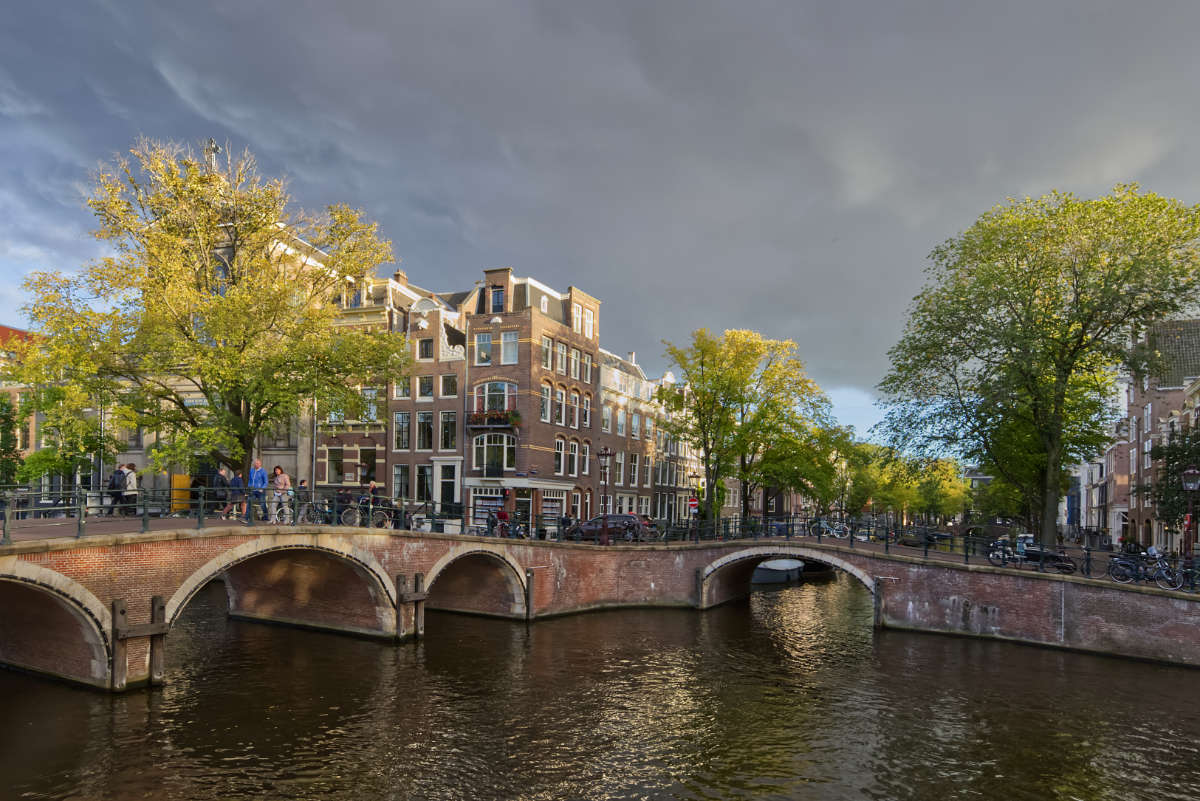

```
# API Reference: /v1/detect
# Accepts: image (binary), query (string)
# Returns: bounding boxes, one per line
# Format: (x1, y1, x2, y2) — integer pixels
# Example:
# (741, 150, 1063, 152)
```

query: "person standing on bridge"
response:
(122, 463, 138, 516)
(269, 465, 291, 524)
(248, 459, 268, 522)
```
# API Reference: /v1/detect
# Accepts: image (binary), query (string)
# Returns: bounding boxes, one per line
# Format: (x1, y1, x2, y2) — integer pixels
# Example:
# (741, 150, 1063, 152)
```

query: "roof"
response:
(1147, 319, 1200, 387)
(0, 325, 31, 346)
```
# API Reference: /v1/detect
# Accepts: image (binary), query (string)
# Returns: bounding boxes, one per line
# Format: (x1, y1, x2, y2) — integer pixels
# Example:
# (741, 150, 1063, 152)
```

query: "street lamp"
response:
(596, 446, 612, 545)
(688, 471, 699, 540)
(1181, 465, 1199, 563)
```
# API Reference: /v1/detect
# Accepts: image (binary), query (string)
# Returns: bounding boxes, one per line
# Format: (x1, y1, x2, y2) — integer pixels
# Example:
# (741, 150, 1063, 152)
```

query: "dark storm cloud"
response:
(4, 1, 1200, 430)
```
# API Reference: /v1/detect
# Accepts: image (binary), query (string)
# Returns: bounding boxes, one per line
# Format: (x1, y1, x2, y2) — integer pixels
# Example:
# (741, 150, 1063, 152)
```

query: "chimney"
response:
(393, 269, 407, 285)
(627, 351, 636, 364)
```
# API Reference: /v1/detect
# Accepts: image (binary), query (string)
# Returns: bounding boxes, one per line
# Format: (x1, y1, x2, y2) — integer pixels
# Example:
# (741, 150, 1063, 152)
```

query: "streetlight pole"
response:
(1181, 465, 1199, 567)
(597, 446, 612, 546)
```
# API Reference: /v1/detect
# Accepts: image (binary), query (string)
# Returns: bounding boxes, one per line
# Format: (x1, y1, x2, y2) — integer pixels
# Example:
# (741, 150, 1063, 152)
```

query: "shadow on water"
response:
(0, 576, 1198, 800)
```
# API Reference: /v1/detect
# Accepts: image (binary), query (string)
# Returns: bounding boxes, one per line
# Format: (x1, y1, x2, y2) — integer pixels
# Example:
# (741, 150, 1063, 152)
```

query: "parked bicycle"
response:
(986, 535, 1077, 573)
(1107, 549, 1183, 590)
(808, 518, 849, 539)
(340, 494, 393, 528)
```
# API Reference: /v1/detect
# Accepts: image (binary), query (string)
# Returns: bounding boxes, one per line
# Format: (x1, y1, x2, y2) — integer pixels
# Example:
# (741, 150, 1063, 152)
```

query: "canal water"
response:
(2, 577, 1198, 800)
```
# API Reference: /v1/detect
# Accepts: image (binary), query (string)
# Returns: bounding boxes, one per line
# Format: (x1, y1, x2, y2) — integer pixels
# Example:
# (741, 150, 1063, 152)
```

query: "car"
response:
(569, 514, 649, 543)
(987, 534, 1078, 573)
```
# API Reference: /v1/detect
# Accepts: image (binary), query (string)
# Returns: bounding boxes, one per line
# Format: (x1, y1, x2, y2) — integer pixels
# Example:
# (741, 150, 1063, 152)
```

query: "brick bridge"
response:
(1, 526, 1198, 690)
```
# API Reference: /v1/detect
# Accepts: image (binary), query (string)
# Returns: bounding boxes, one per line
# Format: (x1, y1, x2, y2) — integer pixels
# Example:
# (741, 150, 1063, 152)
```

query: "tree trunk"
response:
(1040, 439, 1062, 547)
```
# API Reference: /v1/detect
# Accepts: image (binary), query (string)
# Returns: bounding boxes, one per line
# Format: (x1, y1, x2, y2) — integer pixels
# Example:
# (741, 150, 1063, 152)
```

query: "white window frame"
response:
(615, 451, 625, 485)
(541, 336, 553, 369)
(602, 405, 612, 432)
(540, 384, 552, 422)
(569, 440, 579, 476)
(582, 443, 591, 475)
(572, 303, 582, 333)
(630, 453, 639, 486)
(440, 374, 458, 398)
(570, 348, 580, 379)
(393, 378, 410, 400)
(569, 391, 580, 428)
(631, 413, 640, 439)
(555, 389, 566, 426)
(616, 409, 626, 437)
(501, 330, 518, 365)
(417, 375, 434, 400)
(415, 411, 434, 451)
(585, 309, 594, 338)
(475, 333, 492, 366)
(582, 395, 591, 428)
(582, 353, 592, 383)
(556, 342, 568, 374)
(554, 438, 565, 475)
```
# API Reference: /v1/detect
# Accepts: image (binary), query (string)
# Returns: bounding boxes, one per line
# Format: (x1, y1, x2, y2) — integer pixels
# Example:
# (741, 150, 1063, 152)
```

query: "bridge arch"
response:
(699, 545, 875, 609)
(166, 535, 397, 637)
(424, 543, 528, 619)
(0, 556, 111, 688)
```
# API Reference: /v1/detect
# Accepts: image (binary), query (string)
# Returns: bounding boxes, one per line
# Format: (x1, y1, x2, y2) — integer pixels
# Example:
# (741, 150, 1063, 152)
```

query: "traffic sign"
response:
(688, 497, 699, 512)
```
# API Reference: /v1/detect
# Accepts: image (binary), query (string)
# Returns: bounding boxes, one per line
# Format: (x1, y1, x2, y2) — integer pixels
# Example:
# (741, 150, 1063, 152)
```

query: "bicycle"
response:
(340, 496, 393, 528)
(1107, 551, 1183, 590)
(808, 518, 849, 539)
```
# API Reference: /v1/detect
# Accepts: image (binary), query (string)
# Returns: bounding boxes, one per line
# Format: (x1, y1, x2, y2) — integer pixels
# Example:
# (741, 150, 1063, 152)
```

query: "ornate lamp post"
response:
(1181, 465, 1199, 564)
(596, 446, 612, 546)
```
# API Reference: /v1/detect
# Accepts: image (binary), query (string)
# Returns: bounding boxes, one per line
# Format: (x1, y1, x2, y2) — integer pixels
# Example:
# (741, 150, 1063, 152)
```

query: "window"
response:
(644, 458, 651, 487)
(569, 441, 579, 476)
(418, 338, 434, 360)
(475, 333, 492, 365)
(582, 353, 592, 383)
(475, 433, 516, 472)
(393, 378, 410, 400)
(602, 405, 612, 432)
(582, 443, 591, 475)
(555, 438, 565, 474)
(439, 464, 456, 507)
(614, 452, 625, 485)
(645, 419, 653, 441)
(501, 330, 518, 364)
(394, 412, 410, 449)
(491, 286, 505, 314)
(416, 465, 433, 501)
(569, 391, 580, 428)
(582, 395, 591, 428)
(362, 388, 378, 422)
(541, 336, 553, 369)
(570, 348, 580, 379)
(440, 411, 457, 450)
(1144, 403, 1152, 432)
(616, 409, 626, 436)
(630, 453, 639, 486)
(418, 376, 434, 399)
(639, 497, 650, 516)
(556, 342, 568, 374)
(540, 384, 552, 422)
(417, 412, 434, 450)
(540, 295, 549, 314)
(393, 464, 409, 499)
(328, 447, 344, 483)
(441, 374, 458, 397)
(555, 389, 566, 425)
(572, 303, 582, 333)
(360, 448, 377, 483)
(474, 381, 518, 412)
(1129, 448, 1136, 475)
(584, 309, 594, 338)
(631, 413, 640, 439)
(571, 491, 580, 519)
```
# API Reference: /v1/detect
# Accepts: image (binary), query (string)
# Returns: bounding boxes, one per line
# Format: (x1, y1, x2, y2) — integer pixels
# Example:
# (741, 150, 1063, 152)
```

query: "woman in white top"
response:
(122, 463, 138, 516)
(269, 465, 291, 523)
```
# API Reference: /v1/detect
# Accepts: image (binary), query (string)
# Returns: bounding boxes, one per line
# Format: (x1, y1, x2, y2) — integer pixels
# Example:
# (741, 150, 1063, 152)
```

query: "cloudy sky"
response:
(2, 2, 1198, 433)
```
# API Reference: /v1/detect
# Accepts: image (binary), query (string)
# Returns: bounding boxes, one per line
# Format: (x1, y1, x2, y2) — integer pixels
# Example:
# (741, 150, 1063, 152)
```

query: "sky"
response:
(3, 1, 1200, 435)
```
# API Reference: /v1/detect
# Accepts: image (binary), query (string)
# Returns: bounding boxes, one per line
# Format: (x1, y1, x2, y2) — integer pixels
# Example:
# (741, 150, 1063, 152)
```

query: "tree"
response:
(1146, 427, 1200, 532)
(879, 185, 1200, 543)
(915, 458, 970, 523)
(13, 385, 121, 484)
(10, 139, 410, 479)
(0, 395, 22, 484)
(657, 329, 829, 523)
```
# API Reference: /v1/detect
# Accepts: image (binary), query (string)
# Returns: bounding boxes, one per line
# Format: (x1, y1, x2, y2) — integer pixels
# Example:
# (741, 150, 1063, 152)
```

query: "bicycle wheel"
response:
(371, 509, 391, 528)
(1109, 560, 1135, 584)
(986, 546, 1007, 567)
(831, 524, 849, 539)
(1054, 555, 1077, 575)
(1155, 567, 1184, 591)
(340, 506, 360, 526)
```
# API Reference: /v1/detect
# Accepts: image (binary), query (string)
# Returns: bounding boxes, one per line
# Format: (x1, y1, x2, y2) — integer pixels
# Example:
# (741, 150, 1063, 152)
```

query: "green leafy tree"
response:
(658, 329, 829, 522)
(14, 386, 121, 483)
(0, 395, 23, 484)
(1147, 427, 1200, 531)
(879, 185, 1200, 543)
(10, 139, 410, 478)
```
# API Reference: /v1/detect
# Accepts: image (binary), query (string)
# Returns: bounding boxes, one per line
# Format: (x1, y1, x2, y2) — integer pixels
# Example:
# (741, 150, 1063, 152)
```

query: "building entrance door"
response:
(515, 488, 533, 528)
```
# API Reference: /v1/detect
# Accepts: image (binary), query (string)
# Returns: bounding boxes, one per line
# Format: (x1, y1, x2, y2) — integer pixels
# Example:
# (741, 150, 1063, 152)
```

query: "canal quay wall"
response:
(1, 529, 1198, 691)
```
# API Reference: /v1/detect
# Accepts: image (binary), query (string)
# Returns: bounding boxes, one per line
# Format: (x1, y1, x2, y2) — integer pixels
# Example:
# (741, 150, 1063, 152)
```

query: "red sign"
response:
(688, 498, 699, 512)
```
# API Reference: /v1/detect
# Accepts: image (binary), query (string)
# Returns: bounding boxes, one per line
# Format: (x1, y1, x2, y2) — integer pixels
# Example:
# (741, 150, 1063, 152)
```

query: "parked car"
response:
(569, 514, 648, 542)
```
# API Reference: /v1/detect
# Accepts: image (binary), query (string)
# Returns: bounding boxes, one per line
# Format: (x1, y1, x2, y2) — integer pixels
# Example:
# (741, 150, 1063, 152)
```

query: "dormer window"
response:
(491, 286, 505, 314)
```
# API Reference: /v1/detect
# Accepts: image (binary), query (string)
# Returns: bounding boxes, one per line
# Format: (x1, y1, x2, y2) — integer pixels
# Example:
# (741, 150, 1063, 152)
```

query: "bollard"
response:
(2, 492, 10, 545)
(963, 533, 969, 565)
(367, 495, 374, 530)
(1083, 548, 1092, 578)
(76, 488, 85, 539)
(197, 487, 206, 529)
(141, 489, 150, 533)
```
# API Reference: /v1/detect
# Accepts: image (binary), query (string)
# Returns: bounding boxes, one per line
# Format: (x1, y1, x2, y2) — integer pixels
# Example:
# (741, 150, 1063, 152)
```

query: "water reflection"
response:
(1, 577, 1198, 800)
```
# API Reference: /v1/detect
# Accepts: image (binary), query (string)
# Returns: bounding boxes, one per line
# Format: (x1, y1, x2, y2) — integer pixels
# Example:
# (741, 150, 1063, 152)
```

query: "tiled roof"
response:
(0, 325, 30, 346)
(1148, 319, 1200, 387)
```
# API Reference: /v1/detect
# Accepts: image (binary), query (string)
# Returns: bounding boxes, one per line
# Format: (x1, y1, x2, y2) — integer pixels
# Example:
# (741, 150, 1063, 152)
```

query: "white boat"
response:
(751, 558, 805, 583)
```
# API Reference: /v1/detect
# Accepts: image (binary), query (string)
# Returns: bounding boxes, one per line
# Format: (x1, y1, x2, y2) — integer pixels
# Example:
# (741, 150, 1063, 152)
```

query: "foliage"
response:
(657, 329, 829, 522)
(0, 395, 22, 484)
(13, 386, 121, 483)
(879, 185, 1200, 542)
(9, 139, 410, 477)
(1147, 427, 1200, 528)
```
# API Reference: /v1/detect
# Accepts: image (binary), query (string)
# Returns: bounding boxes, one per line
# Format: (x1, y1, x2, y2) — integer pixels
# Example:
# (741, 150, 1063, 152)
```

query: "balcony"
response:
(465, 409, 522, 429)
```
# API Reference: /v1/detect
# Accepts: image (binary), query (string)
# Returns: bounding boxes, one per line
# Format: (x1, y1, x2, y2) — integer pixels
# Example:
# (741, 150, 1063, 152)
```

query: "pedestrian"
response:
(486, 509, 497, 537)
(269, 465, 291, 523)
(497, 506, 509, 538)
(213, 466, 232, 519)
(106, 464, 126, 516)
(122, 463, 138, 516)
(248, 458, 268, 521)
(559, 512, 571, 541)
(229, 470, 246, 520)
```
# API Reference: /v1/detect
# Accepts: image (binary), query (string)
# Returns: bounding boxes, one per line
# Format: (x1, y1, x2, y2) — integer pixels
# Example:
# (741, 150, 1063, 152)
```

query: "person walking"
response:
(559, 512, 571, 542)
(248, 459, 268, 522)
(229, 470, 246, 520)
(269, 465, 291, 523)
(122, 463, 138, 517)
(213, 466, 232, 519)
(106, 465, 126, 516)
